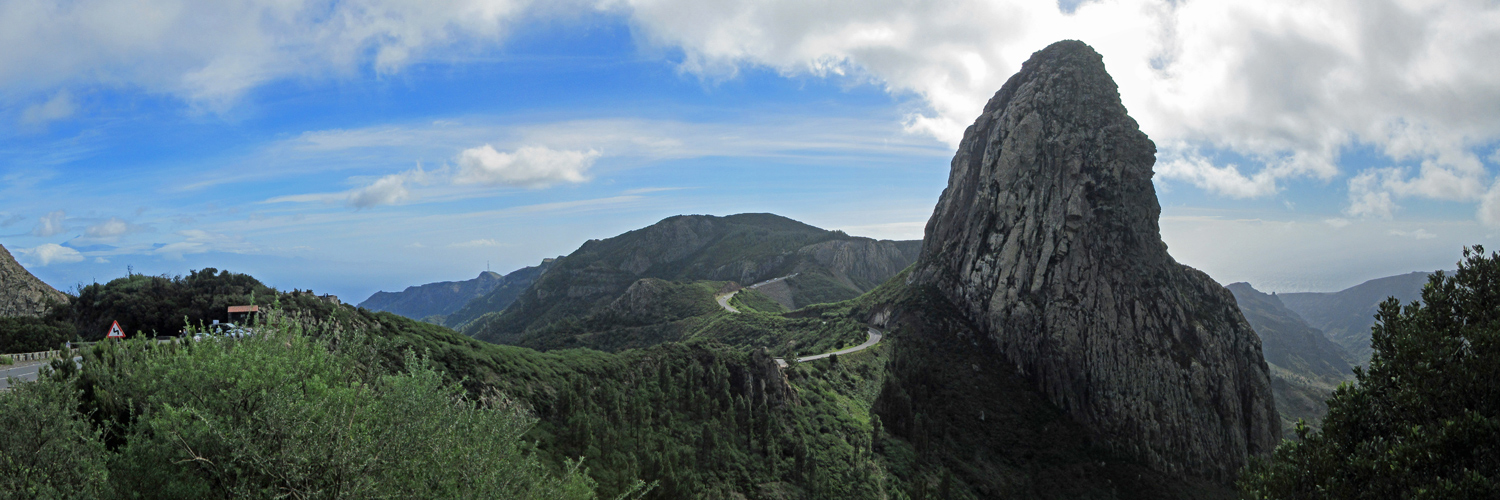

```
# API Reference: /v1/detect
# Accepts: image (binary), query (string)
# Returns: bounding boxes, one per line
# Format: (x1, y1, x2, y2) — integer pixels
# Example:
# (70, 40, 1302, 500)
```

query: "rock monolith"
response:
(912, 40, 1278, 479)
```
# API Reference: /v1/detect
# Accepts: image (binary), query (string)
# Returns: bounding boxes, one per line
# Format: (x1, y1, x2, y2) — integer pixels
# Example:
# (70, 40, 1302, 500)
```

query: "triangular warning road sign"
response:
(106, 321, 125, 339)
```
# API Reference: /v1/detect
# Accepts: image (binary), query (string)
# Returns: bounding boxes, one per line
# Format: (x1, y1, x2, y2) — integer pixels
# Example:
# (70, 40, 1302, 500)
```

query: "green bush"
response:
(1241, 246, 1500, 499)
(2, 310, 612, 500)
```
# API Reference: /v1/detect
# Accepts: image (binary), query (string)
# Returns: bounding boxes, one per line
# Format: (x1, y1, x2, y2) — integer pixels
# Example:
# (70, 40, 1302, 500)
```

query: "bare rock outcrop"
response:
(911, 40, 1278, 479)
(0, 243, 68, 317)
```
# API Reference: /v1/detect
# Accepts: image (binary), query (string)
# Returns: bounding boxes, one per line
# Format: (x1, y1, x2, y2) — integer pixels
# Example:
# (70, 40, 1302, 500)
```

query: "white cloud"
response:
(1345, 169, 1399, 219)
(82, 217, 150, 242)
(85, 218, 128, 238)
(154, 229, 252, 258)
(1479, 180, 1500, 228)
(20, 90, 76, 125)
(1324, 218, 1351, 228)
(454, 145, 599, 188)
(1154, 151, 1278, 198)
(0, 0, 536, 110)
(348, 165, 431, 209)
(31, 211, 66, 237)
(14, 243, 84, 266)
(448, 238, 506, 248)
(1389, 228, 1437, 240)
(610, 0, 1500, 213)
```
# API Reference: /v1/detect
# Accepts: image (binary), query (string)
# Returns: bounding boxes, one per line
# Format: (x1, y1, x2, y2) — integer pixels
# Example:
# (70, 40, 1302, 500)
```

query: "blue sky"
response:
(2, 0, 1499, 302)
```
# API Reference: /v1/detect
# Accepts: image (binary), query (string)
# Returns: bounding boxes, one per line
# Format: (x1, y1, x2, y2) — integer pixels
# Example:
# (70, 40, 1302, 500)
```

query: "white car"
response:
(194, 322, 254, 340)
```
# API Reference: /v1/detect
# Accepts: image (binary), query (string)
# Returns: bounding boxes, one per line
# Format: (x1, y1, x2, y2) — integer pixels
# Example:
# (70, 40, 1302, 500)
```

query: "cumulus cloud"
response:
(1154, 151, 1278, 198)
(20, 90, 76, 125)
(0, 0, 535, 109)
(15, 243, 84, 266)
(31, 211, 66, 237)
(609, 0, 1500, 215)
(455, 145, 599, 188)
(348, 165, 431, 209)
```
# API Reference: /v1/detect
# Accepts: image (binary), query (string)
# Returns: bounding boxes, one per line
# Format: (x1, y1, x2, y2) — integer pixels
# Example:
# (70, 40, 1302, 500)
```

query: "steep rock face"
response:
(0, 243, 68, 317)
(911, 40, 1278, 479)
(796, 239, 921, 291)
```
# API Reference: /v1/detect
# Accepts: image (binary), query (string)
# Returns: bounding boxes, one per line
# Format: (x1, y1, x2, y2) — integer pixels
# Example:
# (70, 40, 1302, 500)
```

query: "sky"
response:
(1, 0, 1498, 303)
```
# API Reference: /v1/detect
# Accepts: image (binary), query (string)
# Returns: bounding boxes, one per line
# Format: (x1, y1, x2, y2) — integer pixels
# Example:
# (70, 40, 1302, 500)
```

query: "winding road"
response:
(0, 357, 81, 390)
(713, 274, 883, 368)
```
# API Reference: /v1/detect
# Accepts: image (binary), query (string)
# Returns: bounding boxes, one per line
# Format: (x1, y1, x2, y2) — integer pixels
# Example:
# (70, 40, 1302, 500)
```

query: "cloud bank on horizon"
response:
(1, 0, 1498, 299)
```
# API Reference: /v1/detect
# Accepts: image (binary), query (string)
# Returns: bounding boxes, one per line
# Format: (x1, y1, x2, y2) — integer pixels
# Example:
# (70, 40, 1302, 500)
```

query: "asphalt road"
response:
(0, 357, 81, 390)
(714, 273, 800, 314)
(711, 274, 882, 368)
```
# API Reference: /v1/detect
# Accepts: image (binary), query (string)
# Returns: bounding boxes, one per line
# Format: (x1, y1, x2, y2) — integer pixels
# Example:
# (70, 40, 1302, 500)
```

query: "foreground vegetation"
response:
(1242, 246, 1500, 498)
(0, 312, 616, 500)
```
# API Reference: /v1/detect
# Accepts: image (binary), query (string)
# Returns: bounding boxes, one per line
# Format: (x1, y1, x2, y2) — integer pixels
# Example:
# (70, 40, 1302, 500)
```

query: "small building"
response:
(228, 305, 259, 324)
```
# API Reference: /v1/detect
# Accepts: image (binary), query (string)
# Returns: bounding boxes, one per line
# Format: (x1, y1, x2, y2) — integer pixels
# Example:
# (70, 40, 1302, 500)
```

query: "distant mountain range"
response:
(1280, 272, 1432, 365)
(356, 259, 556, 328)
(1227, 282, 1354, 434)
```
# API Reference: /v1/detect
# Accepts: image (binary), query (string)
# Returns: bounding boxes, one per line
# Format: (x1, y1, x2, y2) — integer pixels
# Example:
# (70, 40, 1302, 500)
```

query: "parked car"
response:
(193, 321, 254, 340)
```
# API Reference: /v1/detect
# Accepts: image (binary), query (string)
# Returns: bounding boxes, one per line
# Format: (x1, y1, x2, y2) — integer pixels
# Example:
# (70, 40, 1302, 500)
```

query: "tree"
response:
(1241, 245, 1500, 499)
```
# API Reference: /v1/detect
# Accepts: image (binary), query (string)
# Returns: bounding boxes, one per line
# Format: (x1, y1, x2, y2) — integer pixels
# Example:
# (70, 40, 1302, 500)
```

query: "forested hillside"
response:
(459, 213, 920, 347)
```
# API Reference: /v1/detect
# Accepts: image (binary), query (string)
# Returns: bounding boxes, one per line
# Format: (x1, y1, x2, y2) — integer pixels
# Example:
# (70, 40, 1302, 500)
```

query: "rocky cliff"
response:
(910, 40, 1278, 479)
(0, 243, 68, 317)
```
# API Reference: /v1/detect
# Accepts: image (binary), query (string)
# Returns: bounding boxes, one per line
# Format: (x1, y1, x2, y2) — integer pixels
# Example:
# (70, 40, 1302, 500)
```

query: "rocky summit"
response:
(0, 243, 68, 317)
(911, 40, 1278, 479)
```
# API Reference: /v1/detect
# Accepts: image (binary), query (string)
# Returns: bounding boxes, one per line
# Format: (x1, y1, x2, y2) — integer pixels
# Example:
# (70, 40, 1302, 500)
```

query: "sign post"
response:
(106, 321, 125, 340)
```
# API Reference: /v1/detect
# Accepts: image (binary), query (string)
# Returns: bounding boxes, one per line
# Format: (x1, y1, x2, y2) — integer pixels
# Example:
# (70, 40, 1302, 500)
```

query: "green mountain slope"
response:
(460, 213, 919, 346)
(1226, 282, 1353, 434)
(1279, 271, 1431, 364)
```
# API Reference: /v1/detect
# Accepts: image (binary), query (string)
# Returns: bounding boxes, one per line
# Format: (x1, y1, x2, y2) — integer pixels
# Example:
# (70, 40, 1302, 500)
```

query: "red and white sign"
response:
(106, 321, 125, 339)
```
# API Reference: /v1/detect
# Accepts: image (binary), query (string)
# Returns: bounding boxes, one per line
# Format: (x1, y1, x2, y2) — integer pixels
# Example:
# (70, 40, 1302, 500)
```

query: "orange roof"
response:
(228, 305, 260, 313)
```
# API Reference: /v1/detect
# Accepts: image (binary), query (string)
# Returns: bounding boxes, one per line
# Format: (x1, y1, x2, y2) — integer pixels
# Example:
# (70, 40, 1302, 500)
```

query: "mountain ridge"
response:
(1279, 271, 1432, 364)
(460, 213, 920, 347)
(1226, 282, 1353, 434)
